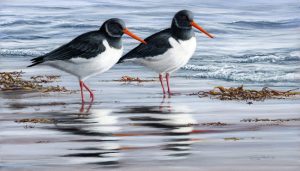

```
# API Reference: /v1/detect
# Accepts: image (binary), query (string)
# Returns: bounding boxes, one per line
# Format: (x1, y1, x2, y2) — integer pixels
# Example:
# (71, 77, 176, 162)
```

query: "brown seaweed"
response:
(15, 118, 56, 124)
(224, 137, 243, 141)
(30, 75, 60, 83)
(196, 85, 300, 101)
(240, 118, 300, 122)
(115, 75, 155, 82)
(202, 122, 228, 126)
(0, 71, 68, 92)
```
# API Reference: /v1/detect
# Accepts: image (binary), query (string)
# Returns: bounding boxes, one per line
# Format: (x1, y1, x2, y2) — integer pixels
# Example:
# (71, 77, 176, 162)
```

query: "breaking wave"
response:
(0, 49, 44, 57)
(54, 23, 98, 29)
(182, 64, 299, 83)
(0, 20, 50, 26)
(230, 52, 300, 63)
(227, 19, 300, 29)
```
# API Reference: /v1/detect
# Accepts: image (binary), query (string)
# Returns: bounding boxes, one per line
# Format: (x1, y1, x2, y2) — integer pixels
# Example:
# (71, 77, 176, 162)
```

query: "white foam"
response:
(290, 51, 300, 57)
(182, 64, 299, 83)
(0, 49, 44, 57)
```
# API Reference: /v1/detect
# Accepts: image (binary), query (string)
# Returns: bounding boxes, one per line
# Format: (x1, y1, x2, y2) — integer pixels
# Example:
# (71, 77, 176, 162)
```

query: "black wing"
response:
(28, 31, 106, 67)
(118, 28, 172, 63)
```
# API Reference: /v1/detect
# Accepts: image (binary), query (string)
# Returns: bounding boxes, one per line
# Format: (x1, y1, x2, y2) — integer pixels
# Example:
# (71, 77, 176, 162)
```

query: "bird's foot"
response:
(79, 101, 93, 113)
(167, 91, 181, 97)
(80, 103, 85, 113)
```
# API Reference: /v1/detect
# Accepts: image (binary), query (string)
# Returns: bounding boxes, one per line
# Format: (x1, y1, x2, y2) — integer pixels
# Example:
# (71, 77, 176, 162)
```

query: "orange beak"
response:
(190, 21, 214, 38)
(123, 28, 147, 44)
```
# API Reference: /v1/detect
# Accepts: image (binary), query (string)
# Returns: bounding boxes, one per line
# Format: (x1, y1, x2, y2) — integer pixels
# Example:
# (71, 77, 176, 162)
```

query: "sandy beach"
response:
(1, 57, 300, 171)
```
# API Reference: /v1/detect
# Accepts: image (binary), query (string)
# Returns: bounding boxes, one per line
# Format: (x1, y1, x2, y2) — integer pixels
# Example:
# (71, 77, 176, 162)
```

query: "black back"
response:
(118, 10, 195, 62)
(28, 18, 125, 67)
(28, 31, 106, 67)
(118, 29, 172, 62)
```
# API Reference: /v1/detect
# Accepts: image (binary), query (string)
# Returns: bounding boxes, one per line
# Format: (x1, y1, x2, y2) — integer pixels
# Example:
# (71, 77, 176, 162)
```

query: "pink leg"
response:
(159, 74, 166, 94)
(166, 73, 171, 95)
(82, 82, 94, 102)
(79, 80, 84, 103)
(79, 80, 85, 112)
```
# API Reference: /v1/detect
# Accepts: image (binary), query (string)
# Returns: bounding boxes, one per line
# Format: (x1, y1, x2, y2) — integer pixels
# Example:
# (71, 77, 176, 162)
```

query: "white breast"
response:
(47, 40, 123, 80)
(138, 37, 196, 74)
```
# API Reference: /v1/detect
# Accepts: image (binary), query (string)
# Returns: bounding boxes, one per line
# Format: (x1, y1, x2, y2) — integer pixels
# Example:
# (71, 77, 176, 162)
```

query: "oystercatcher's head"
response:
(101, 18, 146, 44)
(173, 10, 214, 38)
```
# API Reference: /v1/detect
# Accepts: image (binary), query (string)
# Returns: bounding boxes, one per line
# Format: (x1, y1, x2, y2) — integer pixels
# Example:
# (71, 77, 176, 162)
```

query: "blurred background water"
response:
(0, 0, 300, 85)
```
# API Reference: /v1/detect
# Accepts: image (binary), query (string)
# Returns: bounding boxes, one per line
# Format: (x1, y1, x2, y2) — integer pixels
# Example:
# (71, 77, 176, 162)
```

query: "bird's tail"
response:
(117, 56, 125, 64)
(117, 53, 132, 64)
(27, 56, 45, 67)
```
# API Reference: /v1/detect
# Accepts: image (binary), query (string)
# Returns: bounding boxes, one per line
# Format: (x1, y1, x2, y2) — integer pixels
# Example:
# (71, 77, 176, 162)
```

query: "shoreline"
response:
(1, 58, 300, 171)
(1, 67, 300, 170)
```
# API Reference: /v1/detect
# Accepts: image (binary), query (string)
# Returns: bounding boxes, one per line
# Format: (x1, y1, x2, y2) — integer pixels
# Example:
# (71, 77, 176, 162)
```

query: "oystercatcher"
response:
(118, 10, 214, 95)
(28, 18, 146, 103)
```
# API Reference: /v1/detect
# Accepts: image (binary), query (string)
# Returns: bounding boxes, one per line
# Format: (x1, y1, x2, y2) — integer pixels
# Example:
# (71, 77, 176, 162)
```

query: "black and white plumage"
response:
(118, 10, 214, 95)
(28, 18, 146, 107)
(119, 28, 196, 74)
(29, 31, 122, 80)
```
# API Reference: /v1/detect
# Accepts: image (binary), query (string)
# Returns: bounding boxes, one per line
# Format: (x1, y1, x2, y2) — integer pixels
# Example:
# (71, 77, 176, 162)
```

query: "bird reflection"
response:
(54, 109, 122, 167)
(79, 101, 93, 113)
(52, 98, 200, 165)
(124, 97, 199, 160)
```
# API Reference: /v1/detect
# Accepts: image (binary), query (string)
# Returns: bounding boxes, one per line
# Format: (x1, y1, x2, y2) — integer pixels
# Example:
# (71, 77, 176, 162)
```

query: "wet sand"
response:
(1, 58, 300, 171)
